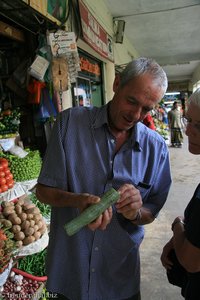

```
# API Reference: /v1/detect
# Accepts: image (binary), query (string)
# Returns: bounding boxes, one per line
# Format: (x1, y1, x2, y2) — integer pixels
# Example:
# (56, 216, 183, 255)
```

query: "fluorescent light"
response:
(165, 92, 180, 95)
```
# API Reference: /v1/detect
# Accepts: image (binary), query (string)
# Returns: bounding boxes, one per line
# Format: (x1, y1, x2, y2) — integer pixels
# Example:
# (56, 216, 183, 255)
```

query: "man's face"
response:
(109, 73, 164, 132)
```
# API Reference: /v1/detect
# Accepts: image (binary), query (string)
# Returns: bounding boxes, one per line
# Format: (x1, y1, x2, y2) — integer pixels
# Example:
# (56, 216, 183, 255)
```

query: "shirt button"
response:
(111, 139, 115, 143)
(95, 247, 99, 251)
(110, 160, 113, 165)
(91, 268, 95, 272)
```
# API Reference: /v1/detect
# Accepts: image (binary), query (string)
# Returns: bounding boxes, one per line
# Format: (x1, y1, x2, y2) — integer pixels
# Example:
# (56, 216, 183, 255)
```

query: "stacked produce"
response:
(154, 118, 169, 140)
(2, 150, 42, 182)
(0, 108, 21, 139)
(0, 199, 46, 248)
(29, 193, 51, 219)
(0, 226, 16, 273)
(1, 270, 44, 300)
(0, 157, 14, 193)
(17, 248, 47, 277)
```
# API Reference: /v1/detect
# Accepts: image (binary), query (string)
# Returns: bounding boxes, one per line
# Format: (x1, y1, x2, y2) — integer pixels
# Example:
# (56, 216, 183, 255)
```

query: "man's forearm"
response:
(36, 183, 79, 207)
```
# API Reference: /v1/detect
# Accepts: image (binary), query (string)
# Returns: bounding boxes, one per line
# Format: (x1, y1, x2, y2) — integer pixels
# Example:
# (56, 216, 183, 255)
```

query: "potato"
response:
(26, 213, 34, 220)
(15, 204, 22, 215)
(22, 203, 35, 211)
(33, 224, 39, 232)
(15, 240, 23, 248)
(27, 207, 40, 215)
(33, 214, 42, 223)
(14, 231, 25, 241)
(8, 213, 21, 225)
(39, 224, 46, 235)
(17, 213, 27, 222)
(34, 231, 41, 240)
(37, 220, 44, 229)
(1, 201, 14, 208)
(24, 227, 35, 237)
(17, 198, 25, 206)
(3, 207, 15, 217)
(21, 220, 30, 230)
(12, 225, 21, 234)
(23, 236, 35, 246)
(29, 220, 35, 227)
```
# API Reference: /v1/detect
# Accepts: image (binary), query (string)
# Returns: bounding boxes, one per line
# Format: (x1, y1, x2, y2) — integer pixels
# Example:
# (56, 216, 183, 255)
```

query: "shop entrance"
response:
(72, 50, 104, 107)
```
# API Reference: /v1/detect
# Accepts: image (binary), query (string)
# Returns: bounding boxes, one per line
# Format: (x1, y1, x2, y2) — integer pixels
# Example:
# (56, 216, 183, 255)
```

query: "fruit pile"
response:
(0, 108, 21, 139)
(2, 150, 42, 182)
(0, 157, 14, 193)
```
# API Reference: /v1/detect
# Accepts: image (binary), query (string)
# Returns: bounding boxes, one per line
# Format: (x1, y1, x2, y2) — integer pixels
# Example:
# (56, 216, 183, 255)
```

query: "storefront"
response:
(72, 50, 104, 107)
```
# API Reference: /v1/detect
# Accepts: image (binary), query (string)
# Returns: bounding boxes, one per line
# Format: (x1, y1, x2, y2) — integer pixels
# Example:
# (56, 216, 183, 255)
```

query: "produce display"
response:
(0, 107, 49, 297)
(0, 226, 16, 273)
(0, 199, 47, 247)
(29, 193, 51, 219)
(2, 150, 42, 182)
(0, 109, 21, 139)
(154, 118, 169, 140)
(0, 158, 14, 193)
(17, 248, 47, 277)
(1, 269, 44, 300)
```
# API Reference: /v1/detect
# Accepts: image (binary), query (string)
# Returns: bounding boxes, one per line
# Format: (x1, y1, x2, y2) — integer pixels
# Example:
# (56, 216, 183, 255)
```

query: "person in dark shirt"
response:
(161, 88, 200, 300)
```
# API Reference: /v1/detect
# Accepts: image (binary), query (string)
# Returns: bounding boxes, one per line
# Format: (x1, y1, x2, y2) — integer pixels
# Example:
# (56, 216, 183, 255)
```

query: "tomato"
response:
(1, 161, 9, 169)
(0, 188, 2, 193)
(7, 180, 14, 189)
(0, 171, 5, 178)
(0, 165, 4, 171)
(1, 184, 8, 192)
(0, 178, 6, 185)
(5, 173, 13, 181)
(0, 158, 8, 163)
(4, 169, 11, 175)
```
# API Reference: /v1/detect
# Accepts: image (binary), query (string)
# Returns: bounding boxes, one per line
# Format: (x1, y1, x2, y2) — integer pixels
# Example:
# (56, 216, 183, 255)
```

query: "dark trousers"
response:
(47, 291, 141, 300)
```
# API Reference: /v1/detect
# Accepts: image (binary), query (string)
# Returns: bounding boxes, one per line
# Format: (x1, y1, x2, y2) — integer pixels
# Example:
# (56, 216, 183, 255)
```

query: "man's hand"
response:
(115, 183, 142, 220)
(76, 193, 113, 231)
(88, 206, 113, 231)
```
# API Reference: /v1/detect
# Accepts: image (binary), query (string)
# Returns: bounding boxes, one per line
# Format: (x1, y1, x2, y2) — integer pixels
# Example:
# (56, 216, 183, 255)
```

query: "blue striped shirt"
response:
(38, 104, 171, 300)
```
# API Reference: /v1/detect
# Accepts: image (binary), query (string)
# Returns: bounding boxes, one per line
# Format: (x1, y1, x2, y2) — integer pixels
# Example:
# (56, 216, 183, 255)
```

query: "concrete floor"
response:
(140, 134, 200, 300)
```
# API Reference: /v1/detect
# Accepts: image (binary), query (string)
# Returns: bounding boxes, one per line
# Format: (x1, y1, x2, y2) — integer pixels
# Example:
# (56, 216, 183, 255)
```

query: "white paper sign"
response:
(47, 30, 77, 57)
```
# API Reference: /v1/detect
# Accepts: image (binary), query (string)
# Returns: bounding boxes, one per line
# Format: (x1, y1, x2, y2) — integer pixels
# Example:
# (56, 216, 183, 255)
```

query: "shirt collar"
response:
(92, 103, 142, 151)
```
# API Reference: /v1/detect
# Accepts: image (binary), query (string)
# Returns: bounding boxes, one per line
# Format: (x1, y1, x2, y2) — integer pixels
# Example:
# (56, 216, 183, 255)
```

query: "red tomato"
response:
(0, 178, 6, 185)
(1, 184, 8, 192)
(5, 173, 13, 181)
(7, 180, 14, 189)
(4, 168, 10, 175)
(1, 161, 9, 169)
(0, 165, 4, 171)
(0, 158, 8, 162)
(0, 171, 5, 178)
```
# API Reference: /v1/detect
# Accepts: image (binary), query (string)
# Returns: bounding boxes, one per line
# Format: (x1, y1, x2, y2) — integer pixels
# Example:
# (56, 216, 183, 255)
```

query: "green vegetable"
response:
(17, 248, 47, 276)
(64, 188, 120, 236)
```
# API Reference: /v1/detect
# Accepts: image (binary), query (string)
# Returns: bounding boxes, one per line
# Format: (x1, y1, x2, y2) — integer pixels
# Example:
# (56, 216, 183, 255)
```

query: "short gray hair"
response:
(119, 57, 168, 95)
(188, 88, 200, 108)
